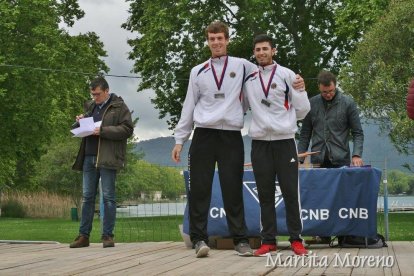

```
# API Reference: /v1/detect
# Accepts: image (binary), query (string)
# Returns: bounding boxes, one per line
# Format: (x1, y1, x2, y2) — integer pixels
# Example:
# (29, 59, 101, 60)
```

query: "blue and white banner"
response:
(183, 167, 381, 238)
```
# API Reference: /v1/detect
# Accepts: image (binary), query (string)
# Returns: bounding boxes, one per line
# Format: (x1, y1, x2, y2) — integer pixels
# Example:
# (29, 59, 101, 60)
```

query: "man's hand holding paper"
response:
(70, 117, 101, 137)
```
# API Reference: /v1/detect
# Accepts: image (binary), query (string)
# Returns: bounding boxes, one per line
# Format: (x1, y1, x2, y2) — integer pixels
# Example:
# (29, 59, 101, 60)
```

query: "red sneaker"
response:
(291, 241, 308, 255)
(253, 244, 277, 257)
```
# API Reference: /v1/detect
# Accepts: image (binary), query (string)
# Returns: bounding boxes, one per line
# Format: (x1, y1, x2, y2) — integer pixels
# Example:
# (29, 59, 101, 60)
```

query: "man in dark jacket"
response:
(298, 71, 364, 244)
(70, 77, 134, 248)
(298, 71, 364, 168)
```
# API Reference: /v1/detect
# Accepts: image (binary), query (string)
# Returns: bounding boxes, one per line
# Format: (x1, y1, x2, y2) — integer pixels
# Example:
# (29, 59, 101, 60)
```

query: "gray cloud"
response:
(65, 0, 172, 141)
(65, 0, 251, 140)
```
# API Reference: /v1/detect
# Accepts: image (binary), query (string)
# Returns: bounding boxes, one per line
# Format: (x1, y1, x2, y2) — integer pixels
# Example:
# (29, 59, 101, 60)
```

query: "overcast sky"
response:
(64, 0, 171, 141)
(65, 0, 251, 141)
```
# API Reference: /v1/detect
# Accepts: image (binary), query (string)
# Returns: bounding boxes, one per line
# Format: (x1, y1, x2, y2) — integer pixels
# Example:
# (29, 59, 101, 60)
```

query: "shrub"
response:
(1, 191, 72, 218)
(1, 199, 26, 218)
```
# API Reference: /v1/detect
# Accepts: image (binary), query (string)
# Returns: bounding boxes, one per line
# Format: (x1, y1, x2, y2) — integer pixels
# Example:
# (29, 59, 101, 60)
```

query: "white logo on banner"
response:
(243, 180, 284, 208)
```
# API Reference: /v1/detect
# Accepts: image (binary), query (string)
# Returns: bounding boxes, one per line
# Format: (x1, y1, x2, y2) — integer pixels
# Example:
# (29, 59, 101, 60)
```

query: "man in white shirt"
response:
(243, 34, 310, 256)
(171, 22, 304, 258)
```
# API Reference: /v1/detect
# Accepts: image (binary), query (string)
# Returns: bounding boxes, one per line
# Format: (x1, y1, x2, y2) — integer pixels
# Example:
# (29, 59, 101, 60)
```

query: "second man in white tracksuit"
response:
(243, 34, 310, 256)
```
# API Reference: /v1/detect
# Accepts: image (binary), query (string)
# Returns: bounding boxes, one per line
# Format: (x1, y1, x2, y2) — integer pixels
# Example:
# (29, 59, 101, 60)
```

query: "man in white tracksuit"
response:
(243, 34, 310, 256)
(171, 22, 305, 258)
(171, 21, 255, 258)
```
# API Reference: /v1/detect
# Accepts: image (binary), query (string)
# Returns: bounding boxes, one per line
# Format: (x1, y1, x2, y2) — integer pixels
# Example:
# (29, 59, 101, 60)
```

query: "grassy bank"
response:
(376, 212, 414, 240)
(0, 215, 184, 243)
(0, 213, 413, 243)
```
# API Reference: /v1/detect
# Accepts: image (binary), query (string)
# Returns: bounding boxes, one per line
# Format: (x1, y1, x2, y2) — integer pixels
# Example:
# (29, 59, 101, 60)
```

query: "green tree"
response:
(160, 166, 186, 199)
(116, 137, 145, 202)
(32, 136, 83, 208)
(386, 170, 410, 195)
(123, 0, 389, 129)
(33, 117, 141, 207)
(340, 0, 414, 166)
(380, 170, 414, 195)
(117, 160, 185, 202)
(0, 0, 108, 188)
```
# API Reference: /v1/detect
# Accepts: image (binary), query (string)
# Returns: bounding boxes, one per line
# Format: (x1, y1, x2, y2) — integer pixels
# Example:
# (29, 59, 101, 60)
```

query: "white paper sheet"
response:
(70, 118, 102, 137)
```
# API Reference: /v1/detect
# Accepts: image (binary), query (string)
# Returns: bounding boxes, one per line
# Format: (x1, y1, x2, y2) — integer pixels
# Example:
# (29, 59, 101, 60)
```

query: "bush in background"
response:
(1, 191, 72, 218)
(1, 199, 26, 218)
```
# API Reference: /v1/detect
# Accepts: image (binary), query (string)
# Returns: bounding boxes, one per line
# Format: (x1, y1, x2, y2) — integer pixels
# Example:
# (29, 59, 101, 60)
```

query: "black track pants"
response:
(251, 139, 303, 244)
(188, 127, 248, 245)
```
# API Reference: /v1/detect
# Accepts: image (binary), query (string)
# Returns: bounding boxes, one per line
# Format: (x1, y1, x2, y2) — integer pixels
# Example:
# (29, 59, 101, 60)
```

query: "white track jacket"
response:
(174, 56, 255, 144)
(243, 62, 310, 141)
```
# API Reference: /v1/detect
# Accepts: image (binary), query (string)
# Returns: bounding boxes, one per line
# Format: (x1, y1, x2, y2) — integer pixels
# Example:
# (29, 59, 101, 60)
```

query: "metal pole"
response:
(383, 158, 389, 241)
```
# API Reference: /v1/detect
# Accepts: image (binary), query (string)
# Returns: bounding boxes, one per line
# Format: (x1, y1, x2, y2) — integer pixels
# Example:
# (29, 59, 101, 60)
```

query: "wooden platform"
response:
(0, 241, 412, 275)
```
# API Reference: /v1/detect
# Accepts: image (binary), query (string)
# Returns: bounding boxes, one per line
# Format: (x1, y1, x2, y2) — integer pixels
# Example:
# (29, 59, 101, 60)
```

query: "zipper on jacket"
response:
(95, 101, 114, 168)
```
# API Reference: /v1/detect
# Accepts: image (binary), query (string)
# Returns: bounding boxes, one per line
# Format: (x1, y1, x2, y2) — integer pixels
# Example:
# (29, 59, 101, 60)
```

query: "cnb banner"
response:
(183, 167, 381, 238)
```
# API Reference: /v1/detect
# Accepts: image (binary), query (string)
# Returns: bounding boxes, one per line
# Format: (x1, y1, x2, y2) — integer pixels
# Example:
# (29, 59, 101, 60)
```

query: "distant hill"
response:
(133, 123, 413, 172)
(133, 136, 188, 167)
(358, 123, 412, 171)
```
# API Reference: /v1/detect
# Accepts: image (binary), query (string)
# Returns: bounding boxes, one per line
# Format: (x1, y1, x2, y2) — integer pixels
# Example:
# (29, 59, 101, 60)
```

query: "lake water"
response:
(115, 196, 414, 217)
(377, 196, 414, 210)
(116, 202, 186, 217)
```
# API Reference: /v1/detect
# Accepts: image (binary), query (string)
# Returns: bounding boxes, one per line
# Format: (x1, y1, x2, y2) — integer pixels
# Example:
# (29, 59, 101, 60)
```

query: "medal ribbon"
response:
(211, 56, 228, 91)
(259, 64, 277, 98)
(284, 80, 290, 110)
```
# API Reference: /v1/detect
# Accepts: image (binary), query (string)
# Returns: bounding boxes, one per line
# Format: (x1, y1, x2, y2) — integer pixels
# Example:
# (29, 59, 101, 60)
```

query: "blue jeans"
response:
(79, 155, 117, 238)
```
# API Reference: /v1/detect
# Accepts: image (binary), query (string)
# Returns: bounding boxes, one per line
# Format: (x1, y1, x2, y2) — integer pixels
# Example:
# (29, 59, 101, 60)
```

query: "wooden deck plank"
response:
(36, 242, 182, 275)
(176, 254, 271, 276)
(196, 251, 263, 275)
(323, 247, 360, 275)
(293, 246, 341, 276)
(223, 244, 301, 275)
(285, 246, 361, 276)
(113, 249, 230, 276)
(392, 241, 414, 276)
(254, 243, 297, 275)
(217, 253, 273, 274)
(0, 243, 67, 254)
(0, 242, 177, 274)
(127, 248, 202, 275)
(0, 244, 119, 272)
(0, 244, 69, 268)
(260, 247, 304, 275)
(77, 244, 196, 275)
(377, 246, 395, 276)
(0, 241, 411, 275)
(351, 247, 388, 276)
(383, 242, 399, 276)
(0, 243, 38, 250)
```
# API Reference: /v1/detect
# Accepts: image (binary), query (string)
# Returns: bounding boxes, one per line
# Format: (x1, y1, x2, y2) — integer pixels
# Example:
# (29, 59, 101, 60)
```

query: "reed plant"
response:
(1, 191, 73, 219)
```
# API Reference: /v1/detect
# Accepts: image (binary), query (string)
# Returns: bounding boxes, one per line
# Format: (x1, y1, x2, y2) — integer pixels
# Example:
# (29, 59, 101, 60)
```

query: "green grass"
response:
(0, 215, 184, 243)
(377, 212, 414, 241)
(0, 213, 412, 243)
